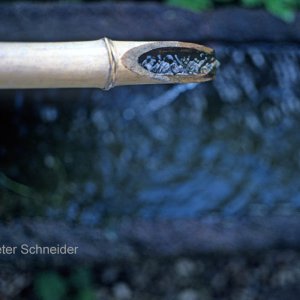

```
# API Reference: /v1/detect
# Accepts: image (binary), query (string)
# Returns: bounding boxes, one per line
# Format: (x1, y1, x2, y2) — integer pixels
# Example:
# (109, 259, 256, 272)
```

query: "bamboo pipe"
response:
(0, 38, 219, 90)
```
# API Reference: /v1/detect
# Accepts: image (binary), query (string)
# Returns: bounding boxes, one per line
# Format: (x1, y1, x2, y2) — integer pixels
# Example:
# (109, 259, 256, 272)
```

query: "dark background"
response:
(0, 1, 300, 300)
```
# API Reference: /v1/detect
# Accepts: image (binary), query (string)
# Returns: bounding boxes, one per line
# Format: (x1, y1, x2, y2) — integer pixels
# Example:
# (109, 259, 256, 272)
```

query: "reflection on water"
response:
(1, 45, 300, 224)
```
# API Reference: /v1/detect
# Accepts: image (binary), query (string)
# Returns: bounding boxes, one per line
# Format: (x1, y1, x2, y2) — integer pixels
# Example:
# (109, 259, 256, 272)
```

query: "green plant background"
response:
(34, 268, 96, 300)
(167, 0, 300, 22)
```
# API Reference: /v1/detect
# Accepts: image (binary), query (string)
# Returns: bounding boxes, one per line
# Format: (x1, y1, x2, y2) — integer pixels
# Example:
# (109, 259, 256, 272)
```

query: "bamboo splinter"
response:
(0, 38, 219, 90)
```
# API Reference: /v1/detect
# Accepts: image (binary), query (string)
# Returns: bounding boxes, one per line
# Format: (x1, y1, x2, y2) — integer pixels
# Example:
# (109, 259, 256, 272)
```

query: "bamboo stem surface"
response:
(0, 38, 218, 89)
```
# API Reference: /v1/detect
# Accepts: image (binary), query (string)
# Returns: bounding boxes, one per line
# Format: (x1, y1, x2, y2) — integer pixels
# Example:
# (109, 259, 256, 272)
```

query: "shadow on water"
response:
(1, 45, 300, 225)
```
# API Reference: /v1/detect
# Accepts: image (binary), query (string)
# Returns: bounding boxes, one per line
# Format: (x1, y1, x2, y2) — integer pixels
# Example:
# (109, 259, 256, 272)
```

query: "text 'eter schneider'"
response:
(0, 244, 78, 255)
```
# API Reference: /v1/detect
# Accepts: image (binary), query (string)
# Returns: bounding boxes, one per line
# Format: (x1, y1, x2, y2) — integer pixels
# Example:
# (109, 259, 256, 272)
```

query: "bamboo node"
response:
(103, 38, 118, 90)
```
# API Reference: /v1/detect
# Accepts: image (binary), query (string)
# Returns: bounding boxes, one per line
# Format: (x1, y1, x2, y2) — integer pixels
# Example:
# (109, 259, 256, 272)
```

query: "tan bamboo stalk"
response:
(0, 38, 218, 90)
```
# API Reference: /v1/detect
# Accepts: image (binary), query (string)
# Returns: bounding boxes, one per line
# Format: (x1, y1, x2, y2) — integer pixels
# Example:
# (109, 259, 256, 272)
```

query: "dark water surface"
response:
(1, 45, 300, 225)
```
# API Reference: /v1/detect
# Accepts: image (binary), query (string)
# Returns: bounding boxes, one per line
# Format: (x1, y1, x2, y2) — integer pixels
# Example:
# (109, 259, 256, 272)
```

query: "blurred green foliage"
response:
(34, 268, 96, 300)
(166, 0, 299, 22)
(34, 272, 67, 300)
(166, 0, 213, 10)
(242, 0, 298, 22)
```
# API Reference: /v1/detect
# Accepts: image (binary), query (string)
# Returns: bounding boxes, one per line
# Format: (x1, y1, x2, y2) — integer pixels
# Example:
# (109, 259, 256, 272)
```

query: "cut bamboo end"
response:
(0, 38, 219, 90)
(110, 39, 219, 90)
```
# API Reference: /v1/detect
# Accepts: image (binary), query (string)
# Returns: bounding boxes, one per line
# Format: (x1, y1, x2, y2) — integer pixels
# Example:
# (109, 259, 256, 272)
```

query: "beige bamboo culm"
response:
(0, 38, 219, 90)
